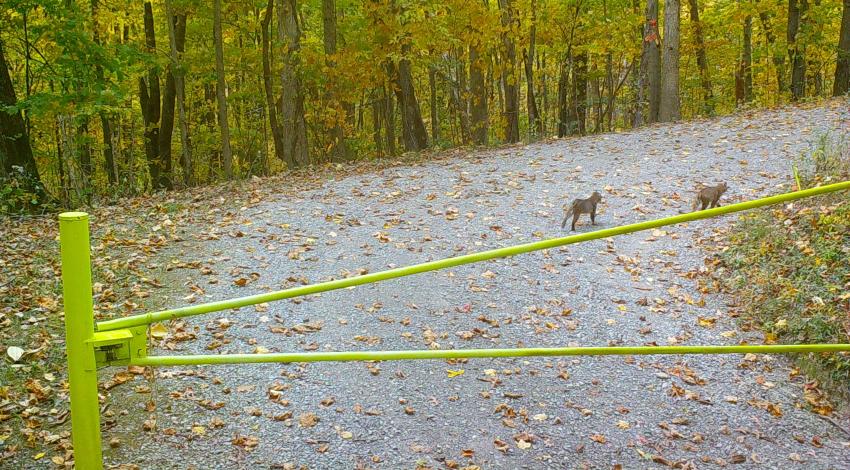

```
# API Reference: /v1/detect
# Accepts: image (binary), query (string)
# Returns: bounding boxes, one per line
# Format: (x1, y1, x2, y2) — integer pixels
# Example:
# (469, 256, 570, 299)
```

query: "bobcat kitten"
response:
(561, 191, 602, 231)
(691, 182, 727, 211)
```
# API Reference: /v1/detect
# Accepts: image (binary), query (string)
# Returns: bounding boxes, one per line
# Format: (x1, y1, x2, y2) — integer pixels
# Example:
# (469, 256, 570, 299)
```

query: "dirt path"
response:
(104, 102, 850, 469)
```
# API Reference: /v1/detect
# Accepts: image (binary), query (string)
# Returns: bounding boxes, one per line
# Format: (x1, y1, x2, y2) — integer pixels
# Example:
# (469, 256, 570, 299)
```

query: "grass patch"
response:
(721, 134, 850, 399)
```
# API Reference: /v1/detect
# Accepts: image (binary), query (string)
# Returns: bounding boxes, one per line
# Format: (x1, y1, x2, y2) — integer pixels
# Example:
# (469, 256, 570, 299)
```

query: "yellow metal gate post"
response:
(59, 212, 104, 470)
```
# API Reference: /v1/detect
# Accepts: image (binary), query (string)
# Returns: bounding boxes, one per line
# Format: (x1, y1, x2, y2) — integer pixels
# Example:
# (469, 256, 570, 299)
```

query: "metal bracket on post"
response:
(90, 326, 148, 367)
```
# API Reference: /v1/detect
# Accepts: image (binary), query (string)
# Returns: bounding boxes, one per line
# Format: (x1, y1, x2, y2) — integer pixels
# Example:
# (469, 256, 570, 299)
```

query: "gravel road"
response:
(104, 101, 850, 469)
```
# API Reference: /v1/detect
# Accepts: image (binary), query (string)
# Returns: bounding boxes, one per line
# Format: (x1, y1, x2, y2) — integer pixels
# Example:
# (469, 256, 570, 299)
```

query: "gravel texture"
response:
(103, 101, 850, 469)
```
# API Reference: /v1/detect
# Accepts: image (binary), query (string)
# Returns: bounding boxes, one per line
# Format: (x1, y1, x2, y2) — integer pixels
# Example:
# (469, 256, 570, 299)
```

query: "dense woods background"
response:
(1, 0, 849, 212)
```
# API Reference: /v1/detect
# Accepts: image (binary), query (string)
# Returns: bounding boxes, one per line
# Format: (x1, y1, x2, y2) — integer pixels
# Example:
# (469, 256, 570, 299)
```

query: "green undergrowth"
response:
(722, 135, 850, 399)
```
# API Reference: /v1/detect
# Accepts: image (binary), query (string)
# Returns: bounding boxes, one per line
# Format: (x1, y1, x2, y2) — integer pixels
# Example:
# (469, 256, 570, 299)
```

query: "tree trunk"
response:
(659, 0, 681, 122)
(469, 44, 488, 145)
(687, 0, 714, 115)
(498, 0, 520, 143)
(166, 2, 192, 186)
(835, 0, 850, 96)
(372, 89, 383, 157)
(91, 0, 118, 186)
(0, 39, 47, 205)
(383, 84, 396, 156)
(758, 7, 786, 96)
(390, 53, 429, 151)
(139, 2, 165, 189)
(429, 65, 440, 144)
(447, 53, 471, 144)
(213, 0, 234, 177)
(557, 60, 569, 137)
(322, 0, 348, 162)
(788, 0, 807, 101)
(524, 0, 541, 139)
(736, 12, 753, 105)
(279, 0, 309, 166)
(540, 52, 548, 135)
(261, 0, 286, 164)
(572, 52, 588, 135)
(636, 0, 662, 125)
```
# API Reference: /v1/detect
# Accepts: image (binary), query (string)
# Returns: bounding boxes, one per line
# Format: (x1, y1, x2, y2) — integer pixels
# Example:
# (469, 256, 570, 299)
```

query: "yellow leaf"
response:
(697, 317, 717, 328)
(447, 369, 465, 378)
(192, 425, 206, 436)
(33, 453, 45, 460)
(150, 323, 169, 339)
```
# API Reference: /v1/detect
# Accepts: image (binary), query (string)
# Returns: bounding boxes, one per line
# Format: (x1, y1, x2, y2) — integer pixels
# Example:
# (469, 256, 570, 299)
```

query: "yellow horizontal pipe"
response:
(130, 343, 850, 366)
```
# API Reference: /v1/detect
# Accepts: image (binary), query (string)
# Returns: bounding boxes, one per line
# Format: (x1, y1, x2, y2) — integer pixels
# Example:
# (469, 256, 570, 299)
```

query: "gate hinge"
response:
(88, 326, 147, 367)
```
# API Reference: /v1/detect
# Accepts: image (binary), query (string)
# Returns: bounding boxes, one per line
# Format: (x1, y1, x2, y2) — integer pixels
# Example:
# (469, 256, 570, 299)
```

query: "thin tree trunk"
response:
(524, 0, 542, 139)
(498, 0, 520, 143)
(91, 0, 118, 186)
(372, 89, 383, 157)
(788, 0, 807, 101)
(687, 0, 714, 114)
(557, 60, 570, 137)
(383, 84, 396, 156)
(139, 2, 164, 189)
(758, 7, 785, 95)
(736, 12, 754, 105)
(469, 44, 488, 145)
(447, 53, 471, 144)
(835, 0, 850, 96)
(455, 52, 470, 143)
(213, 0, 234, 178)
(429, 65, 440, 144)
(278, 0, 309, 166)
(322, 0, 348, 162)
(659, 0, 681, 122)
(166, 2, 192, 186)
(541, 51, 548, 135)
(261, 0, 286, 164)
(573, 52, 588, 135)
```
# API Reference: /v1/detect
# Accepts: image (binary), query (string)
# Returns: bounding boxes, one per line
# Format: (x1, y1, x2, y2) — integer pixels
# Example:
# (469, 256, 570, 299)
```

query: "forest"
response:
(1, 0, 849, 212)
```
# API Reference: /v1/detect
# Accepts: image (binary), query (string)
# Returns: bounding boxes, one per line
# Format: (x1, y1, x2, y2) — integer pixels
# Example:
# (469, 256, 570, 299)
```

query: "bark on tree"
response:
(572, 51, 588, 135)
(736, 12, 754, 105)
(383, 84, 396, 156)
(758, 7, 786, 95)
(636, 0, 662, 125)
(498, 0, 520, 143)
(687, 0, 714, 115)
(429, 65, 440, 143)
(261, 0, 286, 164)
(165, 1, 192, 186)
(213, 0, 234, 177)
(455, 53, 471, 143)
(524, 0, 542, 138)
(557, 61, 569, 137)
(372, 89, 383, 157)
(469, 43, 488, 145)
(0, 39, 47, 204)
(322, 0, 349, 162)
(833, 0, 850, 96)
(91, 0, 117, 185)
(788, 0, 807, 101)
(278, 0, 309, 166)
(139, 2, 167, 189)
(390, 53, 429, 151)
(659, 0, 681, 122)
